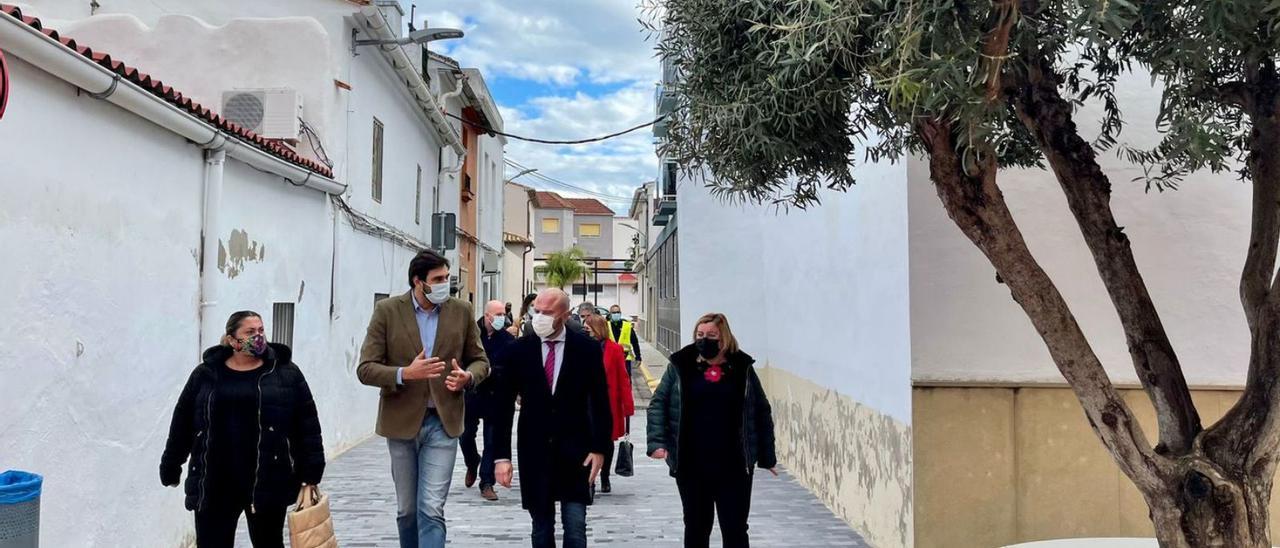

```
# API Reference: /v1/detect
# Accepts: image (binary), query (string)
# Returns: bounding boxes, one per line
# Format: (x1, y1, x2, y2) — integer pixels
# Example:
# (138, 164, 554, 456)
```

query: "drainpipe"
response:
(521, 242, 533, 297)
(436, 71, 467, 192)
(198, 149, 226, 352)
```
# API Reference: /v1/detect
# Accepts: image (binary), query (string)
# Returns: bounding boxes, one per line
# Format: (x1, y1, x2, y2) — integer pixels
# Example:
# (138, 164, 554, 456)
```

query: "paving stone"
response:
(235, 364, 869, 547)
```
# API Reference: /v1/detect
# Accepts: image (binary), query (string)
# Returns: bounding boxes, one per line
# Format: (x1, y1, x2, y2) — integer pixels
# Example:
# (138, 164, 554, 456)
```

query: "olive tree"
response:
(646, 0, 1280, 544)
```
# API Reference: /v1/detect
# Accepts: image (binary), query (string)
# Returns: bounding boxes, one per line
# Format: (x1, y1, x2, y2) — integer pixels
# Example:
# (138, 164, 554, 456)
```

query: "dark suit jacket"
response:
(356, 292, 490, 439)
(494, 328, 612, 509)
(469, 319, 516, 418)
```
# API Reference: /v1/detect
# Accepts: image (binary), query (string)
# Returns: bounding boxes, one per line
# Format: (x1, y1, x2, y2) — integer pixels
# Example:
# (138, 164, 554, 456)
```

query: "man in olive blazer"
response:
(357, 249, 489, 548)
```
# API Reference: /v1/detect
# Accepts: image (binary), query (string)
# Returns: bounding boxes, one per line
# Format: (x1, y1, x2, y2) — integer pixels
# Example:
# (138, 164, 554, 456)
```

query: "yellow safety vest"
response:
(608, 320, 636, 361)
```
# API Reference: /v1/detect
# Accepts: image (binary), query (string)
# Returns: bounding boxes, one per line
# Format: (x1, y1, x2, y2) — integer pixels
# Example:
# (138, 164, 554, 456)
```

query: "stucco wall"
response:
(533, 208, 573, 256)
(0, 13, 453, 545)
(914, 386, 1280, 547)
(908, 70, 1253, 387)
(675, 154, 914, 545)
(573, 213, 614, 259)
(0, 57, 206, 547)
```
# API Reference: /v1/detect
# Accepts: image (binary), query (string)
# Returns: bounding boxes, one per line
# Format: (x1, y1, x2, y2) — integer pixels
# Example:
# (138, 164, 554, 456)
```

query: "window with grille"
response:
(372, 118, 384, 203)
(415, 165, 423, 224)
(272, 303, 295, 348)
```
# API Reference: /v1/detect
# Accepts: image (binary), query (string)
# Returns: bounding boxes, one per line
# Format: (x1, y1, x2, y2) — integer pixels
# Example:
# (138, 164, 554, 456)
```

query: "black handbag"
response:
(615, 437, 635, 477)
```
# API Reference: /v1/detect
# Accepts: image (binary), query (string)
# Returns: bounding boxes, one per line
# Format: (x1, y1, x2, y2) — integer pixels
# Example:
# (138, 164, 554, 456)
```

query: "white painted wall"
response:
(0, 5, 476, 545)
(909, 71, 1254, 387)
(677, 154, 913, 423)
(0, 57, 206, 547)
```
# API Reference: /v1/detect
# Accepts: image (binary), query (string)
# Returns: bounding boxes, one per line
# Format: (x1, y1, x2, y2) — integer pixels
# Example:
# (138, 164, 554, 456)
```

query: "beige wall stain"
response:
(216, 229, 265, 279)
(763, 366, 914, 548)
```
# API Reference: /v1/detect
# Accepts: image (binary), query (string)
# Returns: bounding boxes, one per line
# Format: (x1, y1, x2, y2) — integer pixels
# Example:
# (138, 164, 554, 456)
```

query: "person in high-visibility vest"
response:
(606, 304, 642, 376)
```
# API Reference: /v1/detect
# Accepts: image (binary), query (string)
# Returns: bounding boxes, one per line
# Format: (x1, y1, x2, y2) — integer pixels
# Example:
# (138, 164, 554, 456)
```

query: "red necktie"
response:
(544, 341, 559, 391)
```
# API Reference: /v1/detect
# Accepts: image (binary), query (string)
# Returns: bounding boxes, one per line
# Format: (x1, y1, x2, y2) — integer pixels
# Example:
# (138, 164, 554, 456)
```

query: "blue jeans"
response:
(529, 501, 587, 548)
(388, 412, 458, 548)
(461, 409, 496, 488)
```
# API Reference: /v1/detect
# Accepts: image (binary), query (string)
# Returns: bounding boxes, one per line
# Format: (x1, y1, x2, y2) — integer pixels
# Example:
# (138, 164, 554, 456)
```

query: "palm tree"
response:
(537, 247, 588, 290)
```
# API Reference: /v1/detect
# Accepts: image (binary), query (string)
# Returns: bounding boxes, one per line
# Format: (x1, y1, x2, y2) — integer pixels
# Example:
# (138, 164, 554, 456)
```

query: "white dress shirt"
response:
(541, 327, 568, 392)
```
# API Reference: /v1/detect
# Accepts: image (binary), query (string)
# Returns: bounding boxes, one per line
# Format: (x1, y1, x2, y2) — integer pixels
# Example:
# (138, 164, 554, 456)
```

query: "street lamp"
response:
(352, 26, 464, 56)
(508, 168, 538, 181)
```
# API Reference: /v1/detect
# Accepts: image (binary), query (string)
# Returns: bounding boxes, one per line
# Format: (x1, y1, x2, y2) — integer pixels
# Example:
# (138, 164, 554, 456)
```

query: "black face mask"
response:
(695, 338, 720, 360)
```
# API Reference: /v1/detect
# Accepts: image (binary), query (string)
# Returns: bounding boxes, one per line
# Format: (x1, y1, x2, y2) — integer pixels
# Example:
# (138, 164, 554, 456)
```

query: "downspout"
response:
(436, 74, 467, 209)
(521, 243, 533, 295)
(198, 149, 226, 352)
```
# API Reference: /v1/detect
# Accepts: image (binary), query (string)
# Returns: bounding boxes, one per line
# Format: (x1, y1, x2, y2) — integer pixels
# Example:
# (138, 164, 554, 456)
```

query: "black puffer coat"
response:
(160, 343, 325, 511)
(646, 346, 777, 477)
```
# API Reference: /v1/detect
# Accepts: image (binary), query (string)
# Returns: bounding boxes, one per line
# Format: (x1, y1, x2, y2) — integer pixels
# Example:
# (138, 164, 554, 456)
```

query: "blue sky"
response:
(402, 0, 660, 214)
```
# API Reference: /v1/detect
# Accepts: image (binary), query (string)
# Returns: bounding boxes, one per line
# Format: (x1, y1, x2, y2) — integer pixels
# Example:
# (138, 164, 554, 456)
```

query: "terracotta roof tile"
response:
(534, 191, 573, 210)
(565, 198, 614, 216)
(0, 4, 333, 178)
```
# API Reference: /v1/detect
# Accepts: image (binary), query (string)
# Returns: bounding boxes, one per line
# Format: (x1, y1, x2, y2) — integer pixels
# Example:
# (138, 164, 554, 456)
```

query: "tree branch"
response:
(1240, 117, 1280, 334)
(980, 0, 1019, 104)
(1008, 53, 1202, 455)
(1218, 81, 1256, 113)
(919, 119, 1163, 488)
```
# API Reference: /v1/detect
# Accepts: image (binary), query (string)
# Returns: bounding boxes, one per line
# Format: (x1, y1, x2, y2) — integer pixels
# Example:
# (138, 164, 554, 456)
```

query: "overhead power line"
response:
(505, 158, 634, 202)
(450, 112, 665, 145)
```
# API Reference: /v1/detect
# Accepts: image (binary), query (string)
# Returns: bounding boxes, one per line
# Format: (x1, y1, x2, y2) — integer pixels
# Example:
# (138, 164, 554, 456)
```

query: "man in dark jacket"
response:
(462, 300, 516, 501)
(494, 289, 612, 548)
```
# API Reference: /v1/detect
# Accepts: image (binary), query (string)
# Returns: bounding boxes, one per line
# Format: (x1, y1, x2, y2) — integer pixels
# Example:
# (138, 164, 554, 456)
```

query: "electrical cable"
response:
(298, 117, 335, 169)
(448, 112, 664, 145)
(504, 158, 633, 202)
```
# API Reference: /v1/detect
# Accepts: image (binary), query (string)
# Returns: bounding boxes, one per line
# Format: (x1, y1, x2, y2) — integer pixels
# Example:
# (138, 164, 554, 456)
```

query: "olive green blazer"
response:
(357, 292, 489, 439)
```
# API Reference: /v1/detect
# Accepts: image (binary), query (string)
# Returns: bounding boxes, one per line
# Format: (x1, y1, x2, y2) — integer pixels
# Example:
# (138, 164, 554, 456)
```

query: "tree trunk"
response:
(917, 118, 1274, 547)
(1144, 451, 1270, 547)
(1008, 52, 1201, 455)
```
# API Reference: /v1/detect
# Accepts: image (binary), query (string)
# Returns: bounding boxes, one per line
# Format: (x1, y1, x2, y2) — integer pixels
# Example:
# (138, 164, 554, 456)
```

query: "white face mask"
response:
(531, 312, 557, 338)
(425, 282, 451, 305)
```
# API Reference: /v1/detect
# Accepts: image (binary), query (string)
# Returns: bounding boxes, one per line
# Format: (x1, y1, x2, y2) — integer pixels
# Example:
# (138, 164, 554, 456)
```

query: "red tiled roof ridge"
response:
(534, 191, 573, 210)
(0, 4, 333, 178)
(565, 197, 614, 216)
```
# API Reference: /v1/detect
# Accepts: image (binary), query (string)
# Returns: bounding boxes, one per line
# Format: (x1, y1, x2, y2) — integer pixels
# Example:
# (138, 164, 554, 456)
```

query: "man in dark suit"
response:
(462, 300, 516, 501)
(494, 288, 612, 548)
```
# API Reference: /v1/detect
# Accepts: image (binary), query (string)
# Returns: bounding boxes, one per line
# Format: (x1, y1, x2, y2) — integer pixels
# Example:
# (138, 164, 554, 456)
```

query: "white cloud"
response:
(414, 0, 660, 86)
(501, 81, 658, 212)
(401, 0, 661, 211)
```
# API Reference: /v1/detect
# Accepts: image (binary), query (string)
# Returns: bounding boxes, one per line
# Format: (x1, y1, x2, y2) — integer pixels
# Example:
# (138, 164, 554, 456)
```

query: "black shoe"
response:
(465, 467, 477, 488)
(601, 477, 611, 493)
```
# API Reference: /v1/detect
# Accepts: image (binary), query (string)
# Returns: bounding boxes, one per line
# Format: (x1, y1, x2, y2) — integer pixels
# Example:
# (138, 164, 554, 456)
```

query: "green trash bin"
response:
(0, 471, 41, 548)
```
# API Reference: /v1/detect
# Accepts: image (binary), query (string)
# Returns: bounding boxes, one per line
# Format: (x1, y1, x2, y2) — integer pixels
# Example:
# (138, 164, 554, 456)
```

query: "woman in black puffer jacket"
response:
(160, 310, 325, 548)
(647, 312, 777, 548)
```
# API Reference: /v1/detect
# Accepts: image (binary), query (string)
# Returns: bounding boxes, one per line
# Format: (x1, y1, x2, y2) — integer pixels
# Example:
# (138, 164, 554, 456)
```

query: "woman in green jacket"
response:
(647, 312, 777, 548)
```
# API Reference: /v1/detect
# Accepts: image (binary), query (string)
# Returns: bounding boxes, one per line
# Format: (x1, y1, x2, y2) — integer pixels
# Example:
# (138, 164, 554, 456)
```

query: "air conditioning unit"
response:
(482, 250, 501, 275)
(220, 88, 303, 140)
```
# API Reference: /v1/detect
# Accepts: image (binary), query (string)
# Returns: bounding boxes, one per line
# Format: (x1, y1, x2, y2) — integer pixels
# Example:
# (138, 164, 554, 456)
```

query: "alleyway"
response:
(238, 345, 868, 547)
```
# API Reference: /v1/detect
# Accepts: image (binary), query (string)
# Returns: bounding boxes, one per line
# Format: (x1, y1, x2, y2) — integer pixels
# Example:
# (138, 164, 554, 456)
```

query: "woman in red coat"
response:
(585, 315, 635, 493)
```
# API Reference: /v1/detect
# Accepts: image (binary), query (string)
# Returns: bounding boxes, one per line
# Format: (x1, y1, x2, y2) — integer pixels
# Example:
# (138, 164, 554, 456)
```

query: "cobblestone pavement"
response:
(238, 342, 867, 546)
(239, 410, 867, 547)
